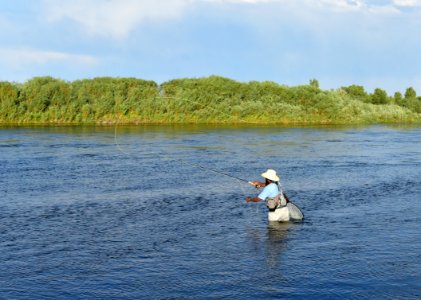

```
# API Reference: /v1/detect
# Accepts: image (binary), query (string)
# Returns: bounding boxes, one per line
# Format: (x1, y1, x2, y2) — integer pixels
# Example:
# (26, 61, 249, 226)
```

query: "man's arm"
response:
(248, 181, 266, 188)
(246, 197, 262, 203)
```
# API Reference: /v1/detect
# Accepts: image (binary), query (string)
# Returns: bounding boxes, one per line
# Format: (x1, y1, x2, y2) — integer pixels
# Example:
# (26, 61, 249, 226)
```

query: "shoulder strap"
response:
(277, 182, 283, 195)
(277, 182, 287, 206)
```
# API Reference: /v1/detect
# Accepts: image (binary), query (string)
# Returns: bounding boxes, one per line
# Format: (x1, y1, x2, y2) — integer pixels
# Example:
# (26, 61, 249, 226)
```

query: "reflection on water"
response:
(266, 222, 292, 269)
(0, 125, 420, 299)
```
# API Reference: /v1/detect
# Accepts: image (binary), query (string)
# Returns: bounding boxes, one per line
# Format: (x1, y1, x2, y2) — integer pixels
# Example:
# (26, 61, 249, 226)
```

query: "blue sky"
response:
(0, 0, 420, 94)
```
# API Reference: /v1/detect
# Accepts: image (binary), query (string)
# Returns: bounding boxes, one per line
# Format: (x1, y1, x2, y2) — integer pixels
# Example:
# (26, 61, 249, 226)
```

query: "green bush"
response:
(370, 88, 389, 105)
(0, 76, 420, 124)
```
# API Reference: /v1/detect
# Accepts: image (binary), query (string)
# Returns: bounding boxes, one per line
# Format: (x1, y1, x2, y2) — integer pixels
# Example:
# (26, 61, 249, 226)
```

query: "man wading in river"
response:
(246, 169, 291, 222)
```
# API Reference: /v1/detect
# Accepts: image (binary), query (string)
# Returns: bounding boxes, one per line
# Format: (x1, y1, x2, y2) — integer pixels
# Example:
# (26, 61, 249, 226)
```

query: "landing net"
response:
(287, 202, 304, 221)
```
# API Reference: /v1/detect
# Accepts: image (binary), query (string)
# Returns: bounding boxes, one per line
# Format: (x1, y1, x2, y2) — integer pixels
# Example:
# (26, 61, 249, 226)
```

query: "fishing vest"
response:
(265, 183, 287, 211)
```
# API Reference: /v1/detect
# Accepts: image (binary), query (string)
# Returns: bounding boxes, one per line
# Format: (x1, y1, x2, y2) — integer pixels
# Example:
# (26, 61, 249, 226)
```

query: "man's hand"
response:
(246, 197, 261, 203)
(248, 181, 261, 188)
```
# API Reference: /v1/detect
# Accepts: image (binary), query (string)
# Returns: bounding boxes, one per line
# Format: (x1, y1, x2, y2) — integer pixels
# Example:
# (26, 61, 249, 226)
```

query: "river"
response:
(1, 125, 420, 299)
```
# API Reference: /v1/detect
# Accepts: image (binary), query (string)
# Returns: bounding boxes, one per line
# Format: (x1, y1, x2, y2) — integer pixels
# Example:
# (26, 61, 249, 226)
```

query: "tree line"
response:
(0, 76, 420, 124)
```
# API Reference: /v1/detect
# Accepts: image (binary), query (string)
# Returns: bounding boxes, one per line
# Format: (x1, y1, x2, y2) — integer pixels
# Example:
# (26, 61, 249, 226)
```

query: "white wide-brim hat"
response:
(261, 169, 279, 182)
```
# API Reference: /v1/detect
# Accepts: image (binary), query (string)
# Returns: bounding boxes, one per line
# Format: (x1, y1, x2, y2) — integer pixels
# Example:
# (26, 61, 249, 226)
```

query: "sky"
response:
(0, 0, 420, 94)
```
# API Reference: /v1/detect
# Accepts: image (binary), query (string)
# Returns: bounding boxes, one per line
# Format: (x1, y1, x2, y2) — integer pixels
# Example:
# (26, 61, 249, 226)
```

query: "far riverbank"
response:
(1, 76, 420, 125)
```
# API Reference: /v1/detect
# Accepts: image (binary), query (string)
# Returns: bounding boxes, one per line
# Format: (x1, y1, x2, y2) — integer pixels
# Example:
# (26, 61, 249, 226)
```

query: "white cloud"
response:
(205, 0, 402, 14)
(204, 0, 273, 3)
(207, 0, 362, 9)
(393, 0, 421, 6)
(43, 0, 190, 39)
(204, 0, 421, 17)
(0, 48, 98, 68)
(41, 0, 415, 40)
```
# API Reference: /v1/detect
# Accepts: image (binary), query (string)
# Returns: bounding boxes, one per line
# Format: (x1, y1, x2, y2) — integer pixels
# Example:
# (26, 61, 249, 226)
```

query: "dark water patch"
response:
(71, 153, 98, 158)
(48, 142, 114, 149)
(0, 143, 24, 148)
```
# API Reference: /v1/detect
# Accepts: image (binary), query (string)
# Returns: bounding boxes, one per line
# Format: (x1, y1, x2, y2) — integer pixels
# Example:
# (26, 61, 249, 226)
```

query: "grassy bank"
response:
(1, 76, 420, 125)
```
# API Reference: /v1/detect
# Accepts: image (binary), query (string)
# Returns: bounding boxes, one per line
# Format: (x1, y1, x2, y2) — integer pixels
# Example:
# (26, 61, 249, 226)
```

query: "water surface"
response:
(1, 125, 420, 299)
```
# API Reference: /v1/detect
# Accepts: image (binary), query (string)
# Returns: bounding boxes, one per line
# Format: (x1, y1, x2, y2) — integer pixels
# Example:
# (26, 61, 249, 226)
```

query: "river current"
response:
(0, 125, 420, 299)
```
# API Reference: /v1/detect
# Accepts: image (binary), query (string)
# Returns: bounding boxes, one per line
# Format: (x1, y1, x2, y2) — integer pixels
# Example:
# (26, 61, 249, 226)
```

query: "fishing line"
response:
(114, 113, 163, 160)
(179, 159, 248, 183)
(112, 95, 258, 200)
(114, 122, 253, 198)
(177, 158, 252, 201)
(114, 114, 135, 158)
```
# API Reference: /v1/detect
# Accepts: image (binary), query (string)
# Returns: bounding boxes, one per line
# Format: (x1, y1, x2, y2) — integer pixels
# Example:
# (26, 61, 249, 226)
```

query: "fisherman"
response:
(246, 169, 290, 222)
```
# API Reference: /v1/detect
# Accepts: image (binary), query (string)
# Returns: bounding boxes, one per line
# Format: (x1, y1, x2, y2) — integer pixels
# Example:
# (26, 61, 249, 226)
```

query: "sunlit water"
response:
(1, 125, 420, 299)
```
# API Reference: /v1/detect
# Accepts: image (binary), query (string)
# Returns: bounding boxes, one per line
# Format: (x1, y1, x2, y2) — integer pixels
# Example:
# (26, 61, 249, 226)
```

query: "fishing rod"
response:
(179, 159, 290, 196)
(189, 160, 294, 200)
(179, 159, 249, 183)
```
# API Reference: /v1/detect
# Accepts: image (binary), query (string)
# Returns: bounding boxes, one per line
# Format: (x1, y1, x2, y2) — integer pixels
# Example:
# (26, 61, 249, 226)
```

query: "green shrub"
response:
(0, 76, 419, 124)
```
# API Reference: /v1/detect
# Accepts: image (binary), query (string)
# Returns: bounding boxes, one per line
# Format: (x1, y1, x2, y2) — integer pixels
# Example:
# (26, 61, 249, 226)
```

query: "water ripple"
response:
(0, 125, 420, 299)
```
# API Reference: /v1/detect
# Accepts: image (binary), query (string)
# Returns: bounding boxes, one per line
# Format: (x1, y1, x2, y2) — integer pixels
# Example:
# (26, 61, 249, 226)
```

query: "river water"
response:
(0, 125, 420, 299)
